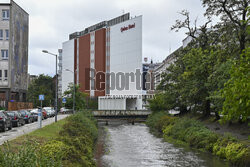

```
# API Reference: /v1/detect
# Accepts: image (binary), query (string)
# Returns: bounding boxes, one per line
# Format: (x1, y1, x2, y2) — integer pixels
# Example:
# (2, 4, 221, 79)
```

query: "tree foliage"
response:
(221, 48, 250, 122)
(63, 83, 87, 111)
(149, 0, 250, 123)
(27, 74, 55, 108)
(202, 0, 249, 51)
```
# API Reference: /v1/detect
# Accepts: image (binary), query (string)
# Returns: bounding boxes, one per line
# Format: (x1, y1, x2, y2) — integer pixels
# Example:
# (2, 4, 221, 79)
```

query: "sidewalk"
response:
(0, 114, 69, 145)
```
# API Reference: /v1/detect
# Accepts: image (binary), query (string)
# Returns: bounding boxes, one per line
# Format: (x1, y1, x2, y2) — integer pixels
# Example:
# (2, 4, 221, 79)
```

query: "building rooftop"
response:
(69, 13, 130, 40)
(0, 0, 28, 15)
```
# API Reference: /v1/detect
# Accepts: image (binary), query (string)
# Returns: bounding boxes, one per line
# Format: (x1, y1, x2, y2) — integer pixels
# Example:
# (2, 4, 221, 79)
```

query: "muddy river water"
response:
(96, 122, 229, 167)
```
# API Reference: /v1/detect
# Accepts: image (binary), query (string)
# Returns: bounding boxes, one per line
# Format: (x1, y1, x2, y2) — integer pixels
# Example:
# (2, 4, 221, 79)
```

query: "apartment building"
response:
(0, 0, 29, 106)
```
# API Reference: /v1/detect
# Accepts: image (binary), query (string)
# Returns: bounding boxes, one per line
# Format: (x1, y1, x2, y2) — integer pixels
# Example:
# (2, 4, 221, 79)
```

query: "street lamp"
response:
(65, 69, 76, 114)
(42, 50, 58, 122)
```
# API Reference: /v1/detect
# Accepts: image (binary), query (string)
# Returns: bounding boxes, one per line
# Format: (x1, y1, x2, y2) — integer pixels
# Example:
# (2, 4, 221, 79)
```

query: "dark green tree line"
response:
(150, 0, 249, 123)
(27, 74, 55, 108)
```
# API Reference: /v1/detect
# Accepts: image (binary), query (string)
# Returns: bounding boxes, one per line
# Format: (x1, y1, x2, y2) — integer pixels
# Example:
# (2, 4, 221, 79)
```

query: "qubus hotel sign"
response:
(120, 23, 135, 32)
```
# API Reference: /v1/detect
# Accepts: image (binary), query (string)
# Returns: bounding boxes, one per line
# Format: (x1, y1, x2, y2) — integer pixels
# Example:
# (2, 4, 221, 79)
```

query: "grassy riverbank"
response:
(0, 111, 98, 167)
(146, 112, 250, 166)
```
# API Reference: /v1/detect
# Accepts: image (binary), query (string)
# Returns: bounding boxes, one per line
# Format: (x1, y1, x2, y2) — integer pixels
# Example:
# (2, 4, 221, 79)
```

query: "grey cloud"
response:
(10, 0, 210, 76)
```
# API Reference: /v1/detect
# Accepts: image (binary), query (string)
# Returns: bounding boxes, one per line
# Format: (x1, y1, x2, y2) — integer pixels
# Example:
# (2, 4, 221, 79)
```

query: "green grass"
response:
(28, 118, 67, 139)
(1, 118, 68, 151)
(0, 111, 98, 166)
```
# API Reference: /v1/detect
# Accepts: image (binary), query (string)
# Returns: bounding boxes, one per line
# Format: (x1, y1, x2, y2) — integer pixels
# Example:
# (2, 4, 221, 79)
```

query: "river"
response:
(96, 121, 229, 167)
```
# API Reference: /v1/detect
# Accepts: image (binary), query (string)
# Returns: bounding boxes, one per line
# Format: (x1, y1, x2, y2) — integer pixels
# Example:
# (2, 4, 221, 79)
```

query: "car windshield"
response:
(20, 111, 27, 115)
(14, 112, 21, 116)
(7, 112, 15, 116)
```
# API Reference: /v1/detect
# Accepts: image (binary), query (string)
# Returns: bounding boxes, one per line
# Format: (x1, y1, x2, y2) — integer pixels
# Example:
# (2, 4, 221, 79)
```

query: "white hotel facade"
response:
(61, 13, 143, 110)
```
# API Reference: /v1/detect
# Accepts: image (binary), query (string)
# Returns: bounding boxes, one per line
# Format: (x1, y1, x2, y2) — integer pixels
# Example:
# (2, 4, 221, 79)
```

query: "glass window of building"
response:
(5, 30, 9, 40)
(0, 30, 3, 40)
(2, 10, 9, 20)
(1, 50, 8, 60)
(4, 70, 7, 80)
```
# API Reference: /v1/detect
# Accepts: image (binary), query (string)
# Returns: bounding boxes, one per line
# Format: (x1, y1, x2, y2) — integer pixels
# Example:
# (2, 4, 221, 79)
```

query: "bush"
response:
(213, 134, 250, 165)
(0, 141, 63, 167)
(146, 111, 168, 132)
(61, 111, 98, 141)
(163, 118, 218, 151)
(0, 111, 98, 167)
(40, 140, 70, 160)
(58, 111, 98, 166)
(147, 112, 250, 166)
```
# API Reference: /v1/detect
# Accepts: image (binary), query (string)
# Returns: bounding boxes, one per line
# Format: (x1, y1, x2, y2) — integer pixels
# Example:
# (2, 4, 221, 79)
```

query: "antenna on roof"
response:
(122, 9, 125, 14)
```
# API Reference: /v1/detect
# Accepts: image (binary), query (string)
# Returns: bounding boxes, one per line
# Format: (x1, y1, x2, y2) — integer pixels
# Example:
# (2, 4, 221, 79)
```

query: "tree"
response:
(202, 0, 249, 52)
(221, 48, 250, 123)
(150, 0, 249, 123)
(164, 1, 247, 117)
(171, 10, 212, 49)
(156, 48, 190, 115)
(63, 83, 87, 111)
(27, 74, 55, 107)
(207, 59, 232, 119)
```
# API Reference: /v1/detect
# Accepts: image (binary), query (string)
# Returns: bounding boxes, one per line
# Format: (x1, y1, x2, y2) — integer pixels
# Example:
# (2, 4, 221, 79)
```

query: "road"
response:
(0, 114, 69, 145)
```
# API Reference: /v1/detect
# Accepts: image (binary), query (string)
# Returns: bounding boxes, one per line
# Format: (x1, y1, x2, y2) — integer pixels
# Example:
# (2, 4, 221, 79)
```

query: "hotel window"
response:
(0, 70, 2, 81)
(90, 43, 94, 50)
(5, 30, 8, 40)
(0, 30, 3, 40)
(2, 10, 9, 20)
(91, 53, 94, 59)
(90, 33, 94, 41)
(1, 50, 8, 60)
(4, 70, 7, 80)
(91, 79, 95, 90)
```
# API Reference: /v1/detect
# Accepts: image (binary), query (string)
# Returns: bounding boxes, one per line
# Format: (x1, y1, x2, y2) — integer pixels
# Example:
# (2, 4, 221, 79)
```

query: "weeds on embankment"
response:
(0, 111, 98, 167)
(146, 111, 250, 166)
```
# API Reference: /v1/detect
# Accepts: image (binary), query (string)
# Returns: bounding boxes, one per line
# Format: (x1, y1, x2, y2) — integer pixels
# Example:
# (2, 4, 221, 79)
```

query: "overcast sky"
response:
(3, 0, 209, 76)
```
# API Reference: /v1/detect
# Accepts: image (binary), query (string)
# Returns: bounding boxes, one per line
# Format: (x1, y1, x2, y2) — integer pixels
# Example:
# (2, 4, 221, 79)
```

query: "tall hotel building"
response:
(62, 13, 143, 110)
(0, 0, 29, 106)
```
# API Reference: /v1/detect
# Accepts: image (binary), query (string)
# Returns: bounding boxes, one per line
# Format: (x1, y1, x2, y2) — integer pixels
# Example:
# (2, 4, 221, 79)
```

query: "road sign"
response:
(39, 95, 44, 101)
(62, 98, 66, 104)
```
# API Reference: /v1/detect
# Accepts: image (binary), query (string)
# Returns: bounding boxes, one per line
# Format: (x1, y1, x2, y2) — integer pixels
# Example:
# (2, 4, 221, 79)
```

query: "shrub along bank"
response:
(146, 112, 250, 166)
(0, 111, 98, 167)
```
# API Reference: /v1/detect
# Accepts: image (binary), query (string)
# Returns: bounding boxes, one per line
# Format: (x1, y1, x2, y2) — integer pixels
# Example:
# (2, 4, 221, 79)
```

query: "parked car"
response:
(60, 107, 69, 114)
(50, 108, 56, 117)
(27, 109, 38, 122)
(30, 108, 42, 120)
(6, 111, 25, 127)
(43, 107, 55, 117)
(30, 108, 39, 114)
(42, 109, 48, 119)
(0, 111, 12, 132)
(43, 108, 51, 117)
(31, 112, 38, 121)
(20, 110, 34, 124)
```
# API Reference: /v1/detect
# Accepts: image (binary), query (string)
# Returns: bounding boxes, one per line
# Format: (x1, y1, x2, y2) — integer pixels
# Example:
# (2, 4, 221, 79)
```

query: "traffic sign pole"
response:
(38, 95, 44, 129)
(38, 100, 42, 128)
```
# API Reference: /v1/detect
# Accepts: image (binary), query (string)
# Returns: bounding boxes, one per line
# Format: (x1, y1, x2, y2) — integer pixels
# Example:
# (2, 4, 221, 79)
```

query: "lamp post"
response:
(42, 50, 58, 122)
(65, 69, 76, 114)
